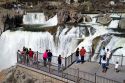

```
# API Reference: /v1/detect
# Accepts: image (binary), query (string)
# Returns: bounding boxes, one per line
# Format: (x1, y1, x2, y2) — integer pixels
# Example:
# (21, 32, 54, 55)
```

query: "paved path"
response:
(68, 62, 125, 83)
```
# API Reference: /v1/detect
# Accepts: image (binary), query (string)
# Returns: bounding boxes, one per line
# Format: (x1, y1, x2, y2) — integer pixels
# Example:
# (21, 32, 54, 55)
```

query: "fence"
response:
(17, 52, 122, 83)
(17, 51, 76, 69)
(110, 55, 125, 67)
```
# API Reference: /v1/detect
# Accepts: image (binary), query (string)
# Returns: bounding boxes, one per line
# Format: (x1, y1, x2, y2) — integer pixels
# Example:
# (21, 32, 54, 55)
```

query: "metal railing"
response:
(17, 51, 76, 68)
(17, 51, 123, 83)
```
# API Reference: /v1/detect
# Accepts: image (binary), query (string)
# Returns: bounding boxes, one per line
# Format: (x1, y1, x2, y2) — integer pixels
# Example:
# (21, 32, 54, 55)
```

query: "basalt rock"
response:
(118, 19, 125, 29)
(97, 14, 112, 25)
(83, 15, 92, 22)
(57, 9, 83, 24)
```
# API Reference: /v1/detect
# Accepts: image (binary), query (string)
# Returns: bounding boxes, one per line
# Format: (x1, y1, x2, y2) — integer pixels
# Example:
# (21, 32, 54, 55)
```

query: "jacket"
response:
(80, 48, 86, 56)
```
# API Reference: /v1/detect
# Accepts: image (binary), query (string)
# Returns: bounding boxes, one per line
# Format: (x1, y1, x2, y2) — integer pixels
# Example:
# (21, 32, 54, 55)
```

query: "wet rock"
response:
(97, 14, 112, 25)
(118, 19, 125, 29)
(69, 10, 78, 23)
(84, 15, 92, 22)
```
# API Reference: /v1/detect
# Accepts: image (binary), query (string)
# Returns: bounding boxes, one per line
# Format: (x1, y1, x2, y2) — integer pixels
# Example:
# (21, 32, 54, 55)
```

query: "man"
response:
(99, 47, 105, 64)
(47, 50, 53, 65)
(58, 55, 62, 72)
(80, 47, 86, 63)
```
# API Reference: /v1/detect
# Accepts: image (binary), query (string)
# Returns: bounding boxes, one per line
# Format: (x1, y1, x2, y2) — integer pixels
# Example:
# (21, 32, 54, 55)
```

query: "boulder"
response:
(97, 14, 112, 25)
(84, 15, 92, 22)
(118, 19, 125, 29)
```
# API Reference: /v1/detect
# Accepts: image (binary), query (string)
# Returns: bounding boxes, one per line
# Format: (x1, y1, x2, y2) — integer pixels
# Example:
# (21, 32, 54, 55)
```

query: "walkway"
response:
(67, 62, 125, 83)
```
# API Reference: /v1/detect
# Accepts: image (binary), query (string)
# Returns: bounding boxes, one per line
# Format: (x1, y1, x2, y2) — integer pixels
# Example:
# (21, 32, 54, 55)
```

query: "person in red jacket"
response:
(80, 47, 86, 63)
(29, 48, 34, 65)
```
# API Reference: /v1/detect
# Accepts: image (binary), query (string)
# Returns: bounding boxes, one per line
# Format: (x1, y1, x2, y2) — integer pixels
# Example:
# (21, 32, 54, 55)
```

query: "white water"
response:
(23, 13, 46, 25)
(0, 26, 80, 70)
(1, 14, 125, 70)
(43, 15, 58, 27)
(108, 20, 119, 28)
(23, 13, 58, 27)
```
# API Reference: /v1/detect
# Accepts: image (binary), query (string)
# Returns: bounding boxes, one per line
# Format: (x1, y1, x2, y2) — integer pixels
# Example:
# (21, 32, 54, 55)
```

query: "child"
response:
(33, 54, 37, 64)
(115, 61, 119, 72)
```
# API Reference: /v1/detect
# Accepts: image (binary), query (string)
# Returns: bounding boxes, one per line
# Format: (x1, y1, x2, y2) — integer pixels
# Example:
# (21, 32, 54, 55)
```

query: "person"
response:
(99, 47, 105, 64)
(22, 46, 26, 64)
(28, 48, 34, 65)
(47, 50, 53, 65)
(58, 55, 62, 72)
(101, 55, 107, 73)
(106, 49, 111, 66)
(80, 47, 86, 63)
(43, 50, 48, 66)
(33, 54, 37, 64)
(115, 61, 119, 72)
(17, 50, 21, 63)
(75, 48, 79, 63)
(25, 48, 29, 64)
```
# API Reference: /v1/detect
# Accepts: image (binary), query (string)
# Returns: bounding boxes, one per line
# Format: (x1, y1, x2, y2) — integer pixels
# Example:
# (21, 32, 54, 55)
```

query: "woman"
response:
(75, 48, 79, 63)
(43, 50, 48, 66)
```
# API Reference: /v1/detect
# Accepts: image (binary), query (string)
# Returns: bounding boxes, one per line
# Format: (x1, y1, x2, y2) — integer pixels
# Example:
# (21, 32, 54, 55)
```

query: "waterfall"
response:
(1, 13, 125, 71)
(23, 13, 58, 27)
(108, 20, 119, 28)
(23, 13, 46, 25)
(0, 26, 81, 70)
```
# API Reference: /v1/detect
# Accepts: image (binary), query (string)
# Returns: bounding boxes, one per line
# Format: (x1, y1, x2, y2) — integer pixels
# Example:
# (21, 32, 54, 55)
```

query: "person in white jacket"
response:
(106, 49, 111, 66)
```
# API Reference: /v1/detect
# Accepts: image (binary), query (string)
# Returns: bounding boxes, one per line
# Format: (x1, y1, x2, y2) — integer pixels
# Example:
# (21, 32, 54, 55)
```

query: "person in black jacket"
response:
(58, 55, 62, 72)
(47, 49, 53, 65)
(76, 48, 79, 63)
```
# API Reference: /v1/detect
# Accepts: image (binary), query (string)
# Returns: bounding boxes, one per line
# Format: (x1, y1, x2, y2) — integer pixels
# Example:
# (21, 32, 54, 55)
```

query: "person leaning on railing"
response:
(28, 48, 34, 65)
(43, 50, 48, 67)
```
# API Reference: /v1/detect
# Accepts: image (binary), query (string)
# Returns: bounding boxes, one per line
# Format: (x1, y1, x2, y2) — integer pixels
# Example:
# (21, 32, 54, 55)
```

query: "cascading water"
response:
(1, 13, 125, 71)
(23, 13, 46, 25)
(0, 25, 86, 70)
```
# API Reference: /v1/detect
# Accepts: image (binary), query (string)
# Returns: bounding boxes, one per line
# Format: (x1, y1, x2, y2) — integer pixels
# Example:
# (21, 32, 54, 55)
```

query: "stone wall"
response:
(15, 64, 73, 83)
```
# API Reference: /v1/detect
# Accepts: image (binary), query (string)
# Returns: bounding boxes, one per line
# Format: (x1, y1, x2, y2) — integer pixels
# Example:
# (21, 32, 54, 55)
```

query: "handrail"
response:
(17, 51, 122, 83)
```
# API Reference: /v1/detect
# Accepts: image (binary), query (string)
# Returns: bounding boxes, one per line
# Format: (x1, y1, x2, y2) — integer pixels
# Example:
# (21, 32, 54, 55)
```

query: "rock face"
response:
(83, 15, 92, 22)
(1, 66, 37, 83)
(97, 14, 112, 25)
(118, 19, 125, 29)
(57, 9, 83, 24)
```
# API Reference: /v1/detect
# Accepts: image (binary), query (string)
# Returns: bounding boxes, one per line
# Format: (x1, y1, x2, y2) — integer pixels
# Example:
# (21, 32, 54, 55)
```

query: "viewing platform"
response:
(17, 51, 125, 83)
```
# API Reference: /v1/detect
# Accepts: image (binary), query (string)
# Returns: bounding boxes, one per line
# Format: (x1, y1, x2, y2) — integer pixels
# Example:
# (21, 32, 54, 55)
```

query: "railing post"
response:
(37, 51, 38, 62)
(65, 57, 67, 68)
(17, 52, 18, 63)
(77, 68, 79, 83)
(37, 51, 38, 69)
(71, 53, 73, 64)
(95, 73, 96, 83)
(49, 64, 50, 73)
(121, 54, 123, 67)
